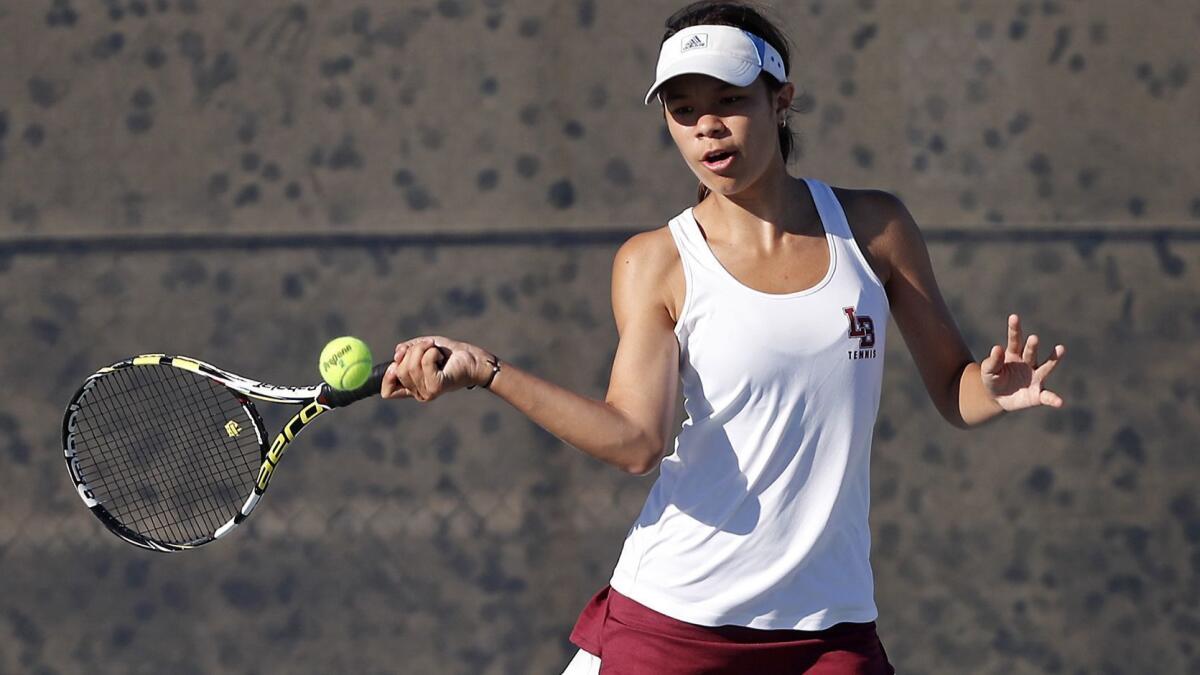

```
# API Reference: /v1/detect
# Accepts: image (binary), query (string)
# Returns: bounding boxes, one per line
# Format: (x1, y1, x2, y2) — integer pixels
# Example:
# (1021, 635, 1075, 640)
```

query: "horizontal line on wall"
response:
(0, 226, 1198, 255)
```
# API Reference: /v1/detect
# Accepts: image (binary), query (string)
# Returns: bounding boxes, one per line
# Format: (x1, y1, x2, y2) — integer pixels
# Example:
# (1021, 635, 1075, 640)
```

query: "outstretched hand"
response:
(381, 336, 495, 402)
(980, 314, 1066, 411)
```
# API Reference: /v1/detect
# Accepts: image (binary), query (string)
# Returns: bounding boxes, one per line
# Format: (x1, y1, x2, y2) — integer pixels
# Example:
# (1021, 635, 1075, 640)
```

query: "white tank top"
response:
(608, 177, 889, 631)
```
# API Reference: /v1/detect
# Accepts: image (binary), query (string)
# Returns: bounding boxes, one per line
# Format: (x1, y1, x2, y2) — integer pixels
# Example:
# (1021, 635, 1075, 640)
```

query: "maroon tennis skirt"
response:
(570, 585, 895, 674)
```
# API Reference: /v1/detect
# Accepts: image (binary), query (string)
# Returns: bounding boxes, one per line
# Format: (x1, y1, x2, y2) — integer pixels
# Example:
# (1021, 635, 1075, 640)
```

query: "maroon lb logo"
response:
(843, 307, 875, 349)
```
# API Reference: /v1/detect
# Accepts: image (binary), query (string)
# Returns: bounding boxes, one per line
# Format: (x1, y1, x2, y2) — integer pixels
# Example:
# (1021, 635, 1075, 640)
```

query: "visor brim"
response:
(643, 57, 761, 105)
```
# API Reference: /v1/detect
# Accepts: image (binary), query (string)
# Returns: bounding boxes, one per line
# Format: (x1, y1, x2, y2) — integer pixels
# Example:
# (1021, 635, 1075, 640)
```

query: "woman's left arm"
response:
(872, 193, 1067, 429)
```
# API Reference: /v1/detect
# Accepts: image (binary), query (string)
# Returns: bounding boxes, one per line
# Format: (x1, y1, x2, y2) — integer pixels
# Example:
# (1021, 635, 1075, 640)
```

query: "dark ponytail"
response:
(660, 1, 797, 202)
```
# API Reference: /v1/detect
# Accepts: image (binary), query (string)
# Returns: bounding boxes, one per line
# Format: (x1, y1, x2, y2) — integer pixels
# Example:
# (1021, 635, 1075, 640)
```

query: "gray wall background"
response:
(1, 1, 1198, 673)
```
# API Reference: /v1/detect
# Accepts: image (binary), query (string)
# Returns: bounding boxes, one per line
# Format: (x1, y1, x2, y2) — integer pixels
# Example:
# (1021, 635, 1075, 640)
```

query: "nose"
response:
(695, 113, 727, 138)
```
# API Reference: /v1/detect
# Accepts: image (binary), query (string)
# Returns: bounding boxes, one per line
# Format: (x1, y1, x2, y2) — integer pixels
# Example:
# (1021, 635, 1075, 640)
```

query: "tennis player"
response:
(382, 2, 1067, 672)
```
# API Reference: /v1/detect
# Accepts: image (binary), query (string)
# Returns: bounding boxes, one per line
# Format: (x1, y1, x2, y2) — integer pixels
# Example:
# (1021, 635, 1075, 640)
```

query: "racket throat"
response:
(232, 399, 329, 538)
(253, 400, 330, 493)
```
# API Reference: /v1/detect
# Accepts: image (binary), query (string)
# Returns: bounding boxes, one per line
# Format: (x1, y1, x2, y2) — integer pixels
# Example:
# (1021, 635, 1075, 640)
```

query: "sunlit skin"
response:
(379, 64, 1067, 475)
(656, 73, 843, 310)
(661, 73, 794, 202)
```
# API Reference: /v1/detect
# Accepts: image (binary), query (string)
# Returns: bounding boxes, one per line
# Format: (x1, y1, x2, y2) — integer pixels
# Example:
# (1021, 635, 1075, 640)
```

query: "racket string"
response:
(109, 369, 236, 540)
(71, 364, 263, 545)
(133, 366, 261, 541)
(96, 367, 256, 541)
(78, 367, 232, 541)
(78, 368, 208, 539)
(129, 368, 252, 538)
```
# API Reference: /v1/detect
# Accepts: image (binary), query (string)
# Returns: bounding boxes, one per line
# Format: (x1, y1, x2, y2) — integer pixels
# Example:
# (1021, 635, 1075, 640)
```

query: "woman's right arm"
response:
(386, 230, 681, 475)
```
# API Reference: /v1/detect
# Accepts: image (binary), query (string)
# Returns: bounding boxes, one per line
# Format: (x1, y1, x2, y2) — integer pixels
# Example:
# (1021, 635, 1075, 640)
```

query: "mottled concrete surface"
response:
(3, 0, 1200, 233)
(1, 1, 1198, 674)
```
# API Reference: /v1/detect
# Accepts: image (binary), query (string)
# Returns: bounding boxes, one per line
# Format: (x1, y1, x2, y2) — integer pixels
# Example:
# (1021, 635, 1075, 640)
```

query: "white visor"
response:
(644, 24, 788, 105)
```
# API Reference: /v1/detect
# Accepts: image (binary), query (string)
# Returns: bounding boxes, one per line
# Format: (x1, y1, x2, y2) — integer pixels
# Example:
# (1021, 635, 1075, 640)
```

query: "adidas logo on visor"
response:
(681, 34, 708, 52)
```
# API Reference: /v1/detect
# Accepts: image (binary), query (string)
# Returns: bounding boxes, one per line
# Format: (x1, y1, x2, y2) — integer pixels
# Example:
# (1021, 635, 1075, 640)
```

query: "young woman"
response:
(381, 2, 1067, 673)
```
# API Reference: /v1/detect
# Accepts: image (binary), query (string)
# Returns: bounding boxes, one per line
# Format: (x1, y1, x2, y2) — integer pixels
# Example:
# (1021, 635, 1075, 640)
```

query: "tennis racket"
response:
(61, 353, 390, 552)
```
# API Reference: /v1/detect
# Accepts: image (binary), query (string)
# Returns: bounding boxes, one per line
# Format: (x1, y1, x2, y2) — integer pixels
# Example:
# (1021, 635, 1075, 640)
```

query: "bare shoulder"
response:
(613, 227, 679, 280)
(612, 226, 685, 323)
(830, 186, 923, 287)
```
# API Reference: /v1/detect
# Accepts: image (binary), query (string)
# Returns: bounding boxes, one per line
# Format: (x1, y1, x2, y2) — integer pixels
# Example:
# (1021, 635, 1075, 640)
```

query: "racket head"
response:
(62, 355, 270, 551)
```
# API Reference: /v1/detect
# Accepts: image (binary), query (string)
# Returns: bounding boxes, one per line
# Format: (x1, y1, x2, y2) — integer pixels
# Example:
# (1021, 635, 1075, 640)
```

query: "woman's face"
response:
(661, 74, 793, 198)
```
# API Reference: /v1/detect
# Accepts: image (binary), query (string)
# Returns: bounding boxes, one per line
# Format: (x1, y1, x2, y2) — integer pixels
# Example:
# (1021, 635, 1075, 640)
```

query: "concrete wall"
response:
(1, 1, 1197, 673)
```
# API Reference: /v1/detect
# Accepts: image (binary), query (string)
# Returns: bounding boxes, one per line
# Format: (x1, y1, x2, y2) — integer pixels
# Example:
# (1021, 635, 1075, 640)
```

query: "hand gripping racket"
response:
(61, 354, 389, 552)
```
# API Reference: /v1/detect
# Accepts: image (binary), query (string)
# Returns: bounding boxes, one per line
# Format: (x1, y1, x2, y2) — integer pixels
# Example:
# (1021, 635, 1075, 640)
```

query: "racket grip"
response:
(321, 362, 391, 408)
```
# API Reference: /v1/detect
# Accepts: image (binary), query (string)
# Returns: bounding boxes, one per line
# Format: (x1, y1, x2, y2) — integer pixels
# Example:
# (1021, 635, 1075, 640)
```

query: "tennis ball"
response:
(319, 336, 373, 390)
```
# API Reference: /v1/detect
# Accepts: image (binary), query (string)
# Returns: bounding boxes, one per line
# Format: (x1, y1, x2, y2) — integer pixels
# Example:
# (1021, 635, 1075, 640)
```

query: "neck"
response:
(701, 158, 814, 245)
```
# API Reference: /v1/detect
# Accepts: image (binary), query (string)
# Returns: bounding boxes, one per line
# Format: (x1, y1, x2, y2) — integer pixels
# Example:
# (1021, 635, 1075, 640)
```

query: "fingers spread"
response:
(1039, 389, 1064, 408)
(1006, 314, 1022, 354)
(981, 345, 1003, 376)
(1036, 344, 1065, 379)
(1023, 334, 1039, 365)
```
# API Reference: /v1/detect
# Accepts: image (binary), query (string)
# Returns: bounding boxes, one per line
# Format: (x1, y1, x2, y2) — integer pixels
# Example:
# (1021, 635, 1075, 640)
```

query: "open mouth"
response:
(701, 149, 737, 170)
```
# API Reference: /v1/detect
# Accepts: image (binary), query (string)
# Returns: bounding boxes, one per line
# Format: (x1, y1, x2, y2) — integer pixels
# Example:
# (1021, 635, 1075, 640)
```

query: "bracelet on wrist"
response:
(467, 357, 501, 390)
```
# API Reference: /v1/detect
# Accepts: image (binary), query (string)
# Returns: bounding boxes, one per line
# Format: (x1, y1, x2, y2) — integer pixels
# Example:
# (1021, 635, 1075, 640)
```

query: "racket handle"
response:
(320, 362, 391, 408)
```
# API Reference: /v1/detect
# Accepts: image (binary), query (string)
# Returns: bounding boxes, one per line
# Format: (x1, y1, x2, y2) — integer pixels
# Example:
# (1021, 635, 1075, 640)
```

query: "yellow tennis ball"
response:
(319, 336, 373, 390)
